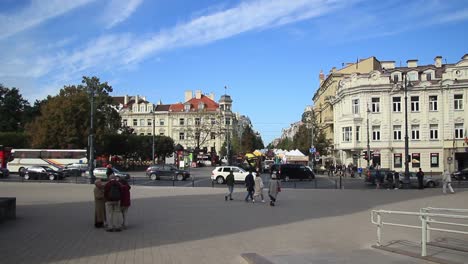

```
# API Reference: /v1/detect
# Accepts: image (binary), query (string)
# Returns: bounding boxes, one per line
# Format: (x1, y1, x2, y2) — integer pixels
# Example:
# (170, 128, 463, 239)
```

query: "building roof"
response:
(169, 94, 219, 112)
(155, 104, 171, 112)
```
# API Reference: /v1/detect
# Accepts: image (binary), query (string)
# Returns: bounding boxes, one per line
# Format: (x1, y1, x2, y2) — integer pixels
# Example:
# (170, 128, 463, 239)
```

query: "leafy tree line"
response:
(219, 124, 264, 160)
(0, 77, 174, 159)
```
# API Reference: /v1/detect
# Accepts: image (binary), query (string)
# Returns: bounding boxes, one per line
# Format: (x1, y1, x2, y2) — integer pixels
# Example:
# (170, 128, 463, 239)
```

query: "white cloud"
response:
(103, 0, 143, 29)
(0, 0, 94, 40)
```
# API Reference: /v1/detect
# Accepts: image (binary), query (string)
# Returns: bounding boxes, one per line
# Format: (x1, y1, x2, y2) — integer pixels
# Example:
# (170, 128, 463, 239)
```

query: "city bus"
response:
(8, 149, 87, 173)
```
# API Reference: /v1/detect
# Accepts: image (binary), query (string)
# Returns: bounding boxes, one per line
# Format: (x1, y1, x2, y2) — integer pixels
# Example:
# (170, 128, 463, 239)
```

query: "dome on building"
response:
(219, 94, 233, 104)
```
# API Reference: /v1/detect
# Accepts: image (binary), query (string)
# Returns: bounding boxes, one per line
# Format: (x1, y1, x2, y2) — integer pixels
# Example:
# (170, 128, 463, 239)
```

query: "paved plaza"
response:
(0, 182, 467, 264)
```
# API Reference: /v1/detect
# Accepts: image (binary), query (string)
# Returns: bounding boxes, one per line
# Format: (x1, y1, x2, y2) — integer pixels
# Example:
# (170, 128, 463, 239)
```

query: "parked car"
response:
(62, 163, 88, 177)
(364, 168, 395, 185)
(0, 168, 9, 178)
(84, 167, 130, 180)
(24, 165, 64, 180)
(451, 168, 468, 181)
(399, 172, 439, 188)
(211, 166, 249, 184)
(271, 164, 315, 181)
(146, 164, 190, 181)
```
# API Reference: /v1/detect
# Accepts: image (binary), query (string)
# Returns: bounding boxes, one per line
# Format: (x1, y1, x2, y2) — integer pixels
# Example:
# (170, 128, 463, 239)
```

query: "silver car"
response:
(84, 167, 130, 180)
(399, 172, 439, 188)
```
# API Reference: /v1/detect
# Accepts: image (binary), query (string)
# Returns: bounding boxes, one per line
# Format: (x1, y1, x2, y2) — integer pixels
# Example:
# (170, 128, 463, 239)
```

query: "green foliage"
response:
(0, 132, 30, 148)
(276, 137, 293, 150)
(0, 84, 31, 132)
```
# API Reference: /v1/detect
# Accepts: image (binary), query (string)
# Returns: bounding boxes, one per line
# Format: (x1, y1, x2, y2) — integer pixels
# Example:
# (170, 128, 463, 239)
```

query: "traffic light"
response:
(362, 151, 374, 161)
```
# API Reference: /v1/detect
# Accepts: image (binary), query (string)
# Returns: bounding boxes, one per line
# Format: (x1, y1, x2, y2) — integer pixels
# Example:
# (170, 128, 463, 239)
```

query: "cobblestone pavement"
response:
(0, 182, 466, 264)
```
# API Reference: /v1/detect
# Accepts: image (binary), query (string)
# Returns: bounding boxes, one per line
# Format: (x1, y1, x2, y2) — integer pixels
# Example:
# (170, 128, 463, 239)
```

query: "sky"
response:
(1, 0, 468, 145)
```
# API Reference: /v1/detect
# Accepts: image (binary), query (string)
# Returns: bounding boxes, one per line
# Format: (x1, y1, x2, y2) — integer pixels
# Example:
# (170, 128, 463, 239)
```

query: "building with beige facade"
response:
(312, 57, 382, 158)
(332, 54, 468, 173)
(114, 90, 234, 154)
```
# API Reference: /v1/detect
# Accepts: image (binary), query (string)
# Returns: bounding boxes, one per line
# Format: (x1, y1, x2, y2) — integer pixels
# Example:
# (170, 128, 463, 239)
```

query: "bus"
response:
(8, 149, 87, 173)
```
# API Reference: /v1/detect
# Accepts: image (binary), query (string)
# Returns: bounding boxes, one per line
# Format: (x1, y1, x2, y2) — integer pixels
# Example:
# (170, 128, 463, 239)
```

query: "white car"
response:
(211, 166, 248, 184)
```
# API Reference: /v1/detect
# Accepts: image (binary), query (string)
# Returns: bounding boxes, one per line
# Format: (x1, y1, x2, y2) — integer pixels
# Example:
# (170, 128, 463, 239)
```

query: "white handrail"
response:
(370, 208, 468, 257)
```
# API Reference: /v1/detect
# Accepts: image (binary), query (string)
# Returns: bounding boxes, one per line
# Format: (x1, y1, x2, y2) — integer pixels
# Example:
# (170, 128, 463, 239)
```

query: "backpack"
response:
(109, 181, 121, 201)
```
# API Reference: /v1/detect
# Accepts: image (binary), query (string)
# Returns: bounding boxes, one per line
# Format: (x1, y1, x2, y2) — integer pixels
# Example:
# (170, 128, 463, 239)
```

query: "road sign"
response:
(310, 148, 316, 153)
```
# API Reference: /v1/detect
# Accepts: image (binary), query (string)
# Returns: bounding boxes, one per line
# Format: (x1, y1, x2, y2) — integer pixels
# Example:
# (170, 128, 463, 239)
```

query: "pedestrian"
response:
(120, 179, 131, 229)
(104, 176, 123, 232)
(442, 169, 455, 194)
(375, 169, 382, 189)
(244, 170, 255, 203)
(393, 171, 400, 189)
(225, 169, 235, 201)
(253, 172, 265, 203)
(106, 164, 114, 180)
(93, 179, 106, 228)
(268, 172, 281, 206)
(417, 168, 424, 189)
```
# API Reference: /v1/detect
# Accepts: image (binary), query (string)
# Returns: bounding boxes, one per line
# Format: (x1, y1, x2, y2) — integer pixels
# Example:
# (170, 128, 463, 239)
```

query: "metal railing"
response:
(371, 208, 468, 257)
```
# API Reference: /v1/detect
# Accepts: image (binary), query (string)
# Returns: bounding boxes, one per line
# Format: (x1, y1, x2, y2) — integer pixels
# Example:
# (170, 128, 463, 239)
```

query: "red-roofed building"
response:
(114, 90, 235, 156)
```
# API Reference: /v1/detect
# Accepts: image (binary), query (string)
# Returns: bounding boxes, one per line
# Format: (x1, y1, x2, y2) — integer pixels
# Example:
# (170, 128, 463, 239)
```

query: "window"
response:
(140, 133, 145, 136)
(371, 98, 380, 113)
(429, 124, 438, 140)
(411, 125, 420, 140)
(394, 153, 402, 168)
(454, 94, 463, 110)
(195, 118, 201, 125)
(198, 102, 204, 110)
(352, 99, 359, 114)
(211, 132, 216, 140)
(225, 118, 231, 125)
(211, 118, 216, 125)
(429, 95, 438, 111)
(356, 126, 360, 142)
(455, 123, 464, 139)
(140, 105, 145, 112)
(411, 96, 419, 112)
(392, 97, 401, 112)
(426, 73, 432, 81)
(159, 119, 165, 126)
(147, 133, 151, 136)
(179, 132, 185, 140)
(372, 126, 380, 141)
(123, 119, 127, 126)
(393, 74, 399, 83)
(184, 104, 190, 111)
(133, 119, 137, 126)
(393, 125, 402, 140)
(139, 119, 145, 126)
(195, 132, 200, 140)
(147, 119, 152, 126)
(411, 153, 421, 168)
(342, 127, 352, 142)
(159, 132, 164, 136)
(430, 153, 439, 168)
(408, 72, 418, 81)
(179, 118, 185, 125)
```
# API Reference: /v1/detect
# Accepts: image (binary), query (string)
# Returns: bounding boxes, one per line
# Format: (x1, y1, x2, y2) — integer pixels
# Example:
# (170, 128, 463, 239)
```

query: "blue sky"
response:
(1, 0, 468, 145)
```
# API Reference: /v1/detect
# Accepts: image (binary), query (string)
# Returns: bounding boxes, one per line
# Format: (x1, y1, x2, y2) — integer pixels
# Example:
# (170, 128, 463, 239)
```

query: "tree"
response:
(26, 76, 121, 148)
(0, 84, 31, 132)
(153, 135, 175, 162)
(185, 112, 223, 150)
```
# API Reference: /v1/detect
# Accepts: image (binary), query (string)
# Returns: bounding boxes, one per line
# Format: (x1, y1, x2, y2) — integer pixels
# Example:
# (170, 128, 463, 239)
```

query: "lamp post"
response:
(88, 87, 95, 184)
(403, 73, 411, 183)
(366, 102, 371, 169)
(151, 109, 155, 165)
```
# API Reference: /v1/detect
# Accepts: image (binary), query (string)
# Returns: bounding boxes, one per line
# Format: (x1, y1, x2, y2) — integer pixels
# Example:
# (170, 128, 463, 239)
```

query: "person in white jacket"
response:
(442, 169, 455, 194)
(253, 172, 265, 203)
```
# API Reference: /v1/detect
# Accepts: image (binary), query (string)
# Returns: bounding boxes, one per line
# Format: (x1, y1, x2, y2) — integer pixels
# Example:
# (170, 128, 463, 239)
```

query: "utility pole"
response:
(310, 112, 314, 173)
(88, 87, 95, 184)
(404, 73, 410, 183)
(152, 108, 155, 165)
(366, 102, 371, 169)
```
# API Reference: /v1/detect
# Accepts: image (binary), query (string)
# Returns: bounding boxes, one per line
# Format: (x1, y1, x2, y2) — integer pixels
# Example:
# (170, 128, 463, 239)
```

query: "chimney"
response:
(319, 69, 325, 85)
(135, 95, 139, 104)
(463, 54, 468, 60)
(124, 95, 128, 105)
(434, 56, 442, 67)
(184, 90, 192, 102)
(407, 59, 418, 68)
(381, 61, 395, 69)
(195, 90, 202, 99)
(331, 67, 337, 73)
(208, 93, 215, 101)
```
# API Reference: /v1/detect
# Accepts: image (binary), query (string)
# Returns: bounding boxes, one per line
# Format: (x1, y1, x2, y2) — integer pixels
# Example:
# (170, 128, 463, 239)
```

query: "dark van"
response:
(272, 164, 315, 181)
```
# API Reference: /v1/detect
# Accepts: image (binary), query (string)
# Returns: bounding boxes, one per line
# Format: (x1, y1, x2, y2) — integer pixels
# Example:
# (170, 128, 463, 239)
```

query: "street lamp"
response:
(88, 87, 95, 184)
(366, 102, 371, 169)
(151, 108, 155, 165)
(402, 73, 412, 183)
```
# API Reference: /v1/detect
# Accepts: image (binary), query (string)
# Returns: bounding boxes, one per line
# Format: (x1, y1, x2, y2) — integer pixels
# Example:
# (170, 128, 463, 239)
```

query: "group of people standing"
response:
(93, 164, 131, 232)
(225, 169, 281, 206)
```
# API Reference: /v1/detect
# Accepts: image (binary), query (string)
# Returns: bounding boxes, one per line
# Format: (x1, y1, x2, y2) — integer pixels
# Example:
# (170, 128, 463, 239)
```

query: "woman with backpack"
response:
(120, 179, 131, 229)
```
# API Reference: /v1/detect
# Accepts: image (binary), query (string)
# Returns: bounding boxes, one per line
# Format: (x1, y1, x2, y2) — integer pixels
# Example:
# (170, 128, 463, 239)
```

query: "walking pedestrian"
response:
(442, 169, 455, 194)
(244, 170, 255, 203)
(375, 169, 382, 189)
(104, 176, 123, 232)
(268, 172, 281, 206)
(253, 172, 265, 203)
(120, 179, 131, 229)
(417, 168, 424, 189)
(93, 179, 106, 228)
(393, 171, 400, 189)
(225, 169, 235, 201)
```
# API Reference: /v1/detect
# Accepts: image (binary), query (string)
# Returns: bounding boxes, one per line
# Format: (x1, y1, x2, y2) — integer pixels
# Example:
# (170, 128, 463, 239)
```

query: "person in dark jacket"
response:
(104, 176, 122, 232)
(417, 168, 424, 189)
(244, 170, 255, 203)
(393, 171, 400, 189)
(225, 170, 235, 201)
(120, 179, 131, 229)
(106, 164, 114, 180)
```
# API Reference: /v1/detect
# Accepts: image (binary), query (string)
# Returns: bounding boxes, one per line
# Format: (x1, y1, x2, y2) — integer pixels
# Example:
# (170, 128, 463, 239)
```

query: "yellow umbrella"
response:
(245, 153, 256, 159)
(253, 150, 262, 157)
